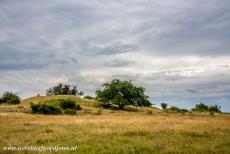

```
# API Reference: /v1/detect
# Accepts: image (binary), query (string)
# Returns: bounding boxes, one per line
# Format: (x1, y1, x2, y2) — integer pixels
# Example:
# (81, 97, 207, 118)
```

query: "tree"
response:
(78, 91, 84, 96)
(96, 79, 151, 109)
(0, 91, 20, 104)
(192, 102, 209, 112)
(209, 105, 221, 113)
(46, 83, 82, 96)
(161, 103, 168, 110)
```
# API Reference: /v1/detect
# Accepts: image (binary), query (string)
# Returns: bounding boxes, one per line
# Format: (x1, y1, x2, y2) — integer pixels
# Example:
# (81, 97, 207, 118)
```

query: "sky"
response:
(0, 0, 230, 112)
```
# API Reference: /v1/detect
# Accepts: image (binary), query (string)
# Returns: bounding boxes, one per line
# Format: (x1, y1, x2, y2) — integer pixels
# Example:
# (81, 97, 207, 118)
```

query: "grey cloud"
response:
(186, 89, 199, 94)
(104, 60, 134, 67)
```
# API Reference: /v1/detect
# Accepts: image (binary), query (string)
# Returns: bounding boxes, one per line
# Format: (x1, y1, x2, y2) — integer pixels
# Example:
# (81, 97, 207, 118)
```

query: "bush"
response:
(192, 103, 209, 112)
(161, 103, 168, 110)
(46, 83, 83, 96)
(1, 91, 20, 104)
(30, 103, 61, 114)
(30, 103, 40, 113)
(64, 109, 77, 115)
(168, 106, 189, 113)
(30, 99, 81, 115)
(209, 105, 221, 113)
(168, 106, 181, 112)
(59, 99, 77, 110)
(192, 103, 221, 113)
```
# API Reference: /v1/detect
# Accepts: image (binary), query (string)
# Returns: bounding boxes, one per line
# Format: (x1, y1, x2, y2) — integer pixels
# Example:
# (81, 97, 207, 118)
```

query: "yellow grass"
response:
(0, 96, 230, 154)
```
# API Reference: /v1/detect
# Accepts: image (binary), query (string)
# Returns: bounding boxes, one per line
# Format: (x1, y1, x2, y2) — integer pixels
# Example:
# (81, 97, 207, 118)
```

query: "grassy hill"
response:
(0, 96, 230, 153)
(20, 95, 162, 115)
(22, 95, 99, 109)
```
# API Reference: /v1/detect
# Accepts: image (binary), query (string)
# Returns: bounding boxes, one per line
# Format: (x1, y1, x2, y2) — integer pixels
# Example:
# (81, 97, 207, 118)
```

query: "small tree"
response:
(78, 91, 84, 96)
(46, 83, 83, 96)
(209, 105, 221, 113)
(0, 91, 20, 104)
(96, 79, 151, 109)
(161, 103, 168, 110)
(192, 102, 209, 112)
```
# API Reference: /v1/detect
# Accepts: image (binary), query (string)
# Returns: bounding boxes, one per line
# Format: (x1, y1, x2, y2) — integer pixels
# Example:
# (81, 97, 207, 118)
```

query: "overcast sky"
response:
(0, 0, 230, 111)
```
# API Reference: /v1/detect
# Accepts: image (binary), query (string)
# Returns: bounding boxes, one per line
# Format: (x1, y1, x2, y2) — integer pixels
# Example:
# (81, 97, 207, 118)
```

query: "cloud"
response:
(0, 0, 230, 112)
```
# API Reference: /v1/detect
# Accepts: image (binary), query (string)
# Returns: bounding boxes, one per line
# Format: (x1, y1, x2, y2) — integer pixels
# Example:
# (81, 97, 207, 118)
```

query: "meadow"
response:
(0, 96, 230, 154)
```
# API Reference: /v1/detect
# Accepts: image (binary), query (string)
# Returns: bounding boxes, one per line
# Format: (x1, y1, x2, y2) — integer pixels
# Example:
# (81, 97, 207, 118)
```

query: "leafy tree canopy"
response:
(46, 83, 82, 96)
(96, 79, 151, 109)
(0, 91, 20, 104)
(192, 102, 221, 113)
(161, 103, 168, 110)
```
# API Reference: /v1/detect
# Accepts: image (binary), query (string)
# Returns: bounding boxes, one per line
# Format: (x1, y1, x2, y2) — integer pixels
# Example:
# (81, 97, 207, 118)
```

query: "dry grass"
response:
(0, 96, 230, 153)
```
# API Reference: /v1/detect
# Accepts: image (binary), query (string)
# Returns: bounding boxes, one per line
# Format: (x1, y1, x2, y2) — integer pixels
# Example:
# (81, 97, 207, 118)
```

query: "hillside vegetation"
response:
(0, 95, 230, 153)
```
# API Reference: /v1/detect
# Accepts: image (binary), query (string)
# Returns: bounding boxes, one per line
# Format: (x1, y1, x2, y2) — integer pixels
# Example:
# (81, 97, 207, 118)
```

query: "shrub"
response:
(46, 83, 83, 96)
(192, 103, 221, 113)
(209, 105, 221, 113)
(59, 99, 77, 110)
(30, 103, 40, 113)
(1, 91, 20, 104)
(30, 103, 61, 114)
(168, 106, 181, 112)
(30, 99, 81, 115)
(168, 106, 189, 113)
(192, 103, 209, 112)
(64, 109, 77, 115)
(160, 103, 168, 110)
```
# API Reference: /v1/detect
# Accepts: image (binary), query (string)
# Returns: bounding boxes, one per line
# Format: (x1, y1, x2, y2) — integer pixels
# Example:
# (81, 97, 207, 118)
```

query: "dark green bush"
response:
(161, 103, 168, 110)
(64, 109, 77, 115)
(209, 105, 221, 113)
(30, 103, 61, 114)
(168, 106, 181, 112)
(30, 99, 81, 115)
(1, 91, 20, 104)
(192, 103, 221, 113)
(168, 106, 189, 113)
(192, 103, 209, 112)
(59, 99, 77, 110)
(30, 103, 40, 113)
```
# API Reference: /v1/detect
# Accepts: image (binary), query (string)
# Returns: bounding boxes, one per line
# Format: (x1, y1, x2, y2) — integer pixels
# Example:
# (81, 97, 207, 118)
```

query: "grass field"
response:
(0, 96, 230, 154)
